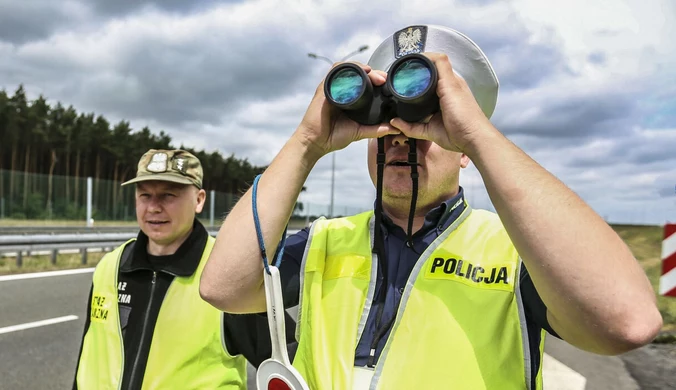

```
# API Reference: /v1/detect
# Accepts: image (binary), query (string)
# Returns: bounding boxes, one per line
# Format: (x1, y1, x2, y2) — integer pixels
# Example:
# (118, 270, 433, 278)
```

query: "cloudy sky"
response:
(1, 0, 674, 224)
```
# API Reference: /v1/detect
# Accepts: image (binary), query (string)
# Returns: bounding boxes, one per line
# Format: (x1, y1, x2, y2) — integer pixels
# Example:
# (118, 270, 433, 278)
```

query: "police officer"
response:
(200, 25, 662, 389)
(73, 149, 295, 389)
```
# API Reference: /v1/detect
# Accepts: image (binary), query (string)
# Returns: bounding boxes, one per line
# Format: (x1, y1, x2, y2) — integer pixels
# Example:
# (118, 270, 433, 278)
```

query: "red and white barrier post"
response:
(659, 224, 676, 297)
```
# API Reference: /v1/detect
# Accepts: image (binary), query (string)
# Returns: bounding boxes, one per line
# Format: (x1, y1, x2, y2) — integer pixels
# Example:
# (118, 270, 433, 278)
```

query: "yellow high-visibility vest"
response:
(76, 237, 247, 390)
(292, 207, 544, 389)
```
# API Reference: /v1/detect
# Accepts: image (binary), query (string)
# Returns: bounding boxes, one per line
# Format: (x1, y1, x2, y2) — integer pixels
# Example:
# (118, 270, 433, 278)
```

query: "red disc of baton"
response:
(268, 377, 292, 390)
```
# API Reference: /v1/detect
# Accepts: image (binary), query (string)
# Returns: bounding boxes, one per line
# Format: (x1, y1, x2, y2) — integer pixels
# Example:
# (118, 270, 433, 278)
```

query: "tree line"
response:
(0, 85, 268, 219)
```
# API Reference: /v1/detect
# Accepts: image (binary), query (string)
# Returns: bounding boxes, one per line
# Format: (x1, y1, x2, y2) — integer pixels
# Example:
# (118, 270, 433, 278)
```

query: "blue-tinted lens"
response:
(392, 59, 432, 98)
(329, 68, 363, 104)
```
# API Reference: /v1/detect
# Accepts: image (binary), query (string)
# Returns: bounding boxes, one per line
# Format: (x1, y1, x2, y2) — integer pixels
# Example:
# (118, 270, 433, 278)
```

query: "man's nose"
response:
(147, 197, 162, 212)
(390, 133, 409, 146)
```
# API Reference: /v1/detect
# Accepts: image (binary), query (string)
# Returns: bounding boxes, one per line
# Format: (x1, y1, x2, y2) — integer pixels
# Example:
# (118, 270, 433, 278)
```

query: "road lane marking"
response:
(0, 268, 94, 282)
(543, 353, 587, 390)
(0, 315, 79, 335)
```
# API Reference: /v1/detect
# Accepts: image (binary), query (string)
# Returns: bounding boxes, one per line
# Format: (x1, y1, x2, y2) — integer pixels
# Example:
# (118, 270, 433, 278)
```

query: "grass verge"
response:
(610, 224, 676, 334)
(0, 251, 107, 274)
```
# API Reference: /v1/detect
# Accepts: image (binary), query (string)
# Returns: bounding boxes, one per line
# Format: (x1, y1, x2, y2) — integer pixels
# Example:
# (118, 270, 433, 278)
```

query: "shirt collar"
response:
(120, 218, 207, 277)
(436, 186, 467, 231)
(378, 186, 467, 237)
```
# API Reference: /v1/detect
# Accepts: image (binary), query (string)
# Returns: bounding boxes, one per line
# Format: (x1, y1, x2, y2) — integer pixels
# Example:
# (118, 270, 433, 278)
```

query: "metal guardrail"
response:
(0, 229, 300, 268)
(0, 226, 223, 235)
(0, 226, 143, 235)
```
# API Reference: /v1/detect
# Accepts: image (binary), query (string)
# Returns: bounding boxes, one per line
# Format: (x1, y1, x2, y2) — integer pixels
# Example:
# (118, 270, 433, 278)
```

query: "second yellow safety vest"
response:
(76, 237, 247, 390)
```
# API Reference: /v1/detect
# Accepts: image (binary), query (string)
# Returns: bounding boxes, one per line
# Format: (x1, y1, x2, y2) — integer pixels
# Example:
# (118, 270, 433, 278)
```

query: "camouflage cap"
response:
(121, 149, 203, 189)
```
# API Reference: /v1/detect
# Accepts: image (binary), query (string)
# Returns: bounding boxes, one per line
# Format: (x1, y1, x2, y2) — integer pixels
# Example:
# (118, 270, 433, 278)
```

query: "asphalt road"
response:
(0, 269, 670, 390)
(0, 270, 260, 390)
(544, 335, 640, 390)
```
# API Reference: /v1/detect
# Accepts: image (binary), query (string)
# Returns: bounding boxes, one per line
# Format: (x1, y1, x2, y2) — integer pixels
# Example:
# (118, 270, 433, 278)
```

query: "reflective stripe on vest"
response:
(292, 207, 544, 390)
(76, 237, 247, 390)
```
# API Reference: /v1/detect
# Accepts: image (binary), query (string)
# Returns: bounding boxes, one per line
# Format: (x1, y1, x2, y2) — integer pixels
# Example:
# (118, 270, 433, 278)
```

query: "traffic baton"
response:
(256, 266, 310, 390)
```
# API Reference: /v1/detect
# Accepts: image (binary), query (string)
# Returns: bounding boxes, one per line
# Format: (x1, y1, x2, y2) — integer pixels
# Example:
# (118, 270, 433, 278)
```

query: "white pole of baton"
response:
(256, 266, 310, 390)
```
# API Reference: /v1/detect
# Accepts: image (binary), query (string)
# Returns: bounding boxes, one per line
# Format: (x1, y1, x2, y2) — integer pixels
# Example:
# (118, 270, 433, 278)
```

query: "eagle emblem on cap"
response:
(147, 152, 168, 172)
(395, 26, 427, 58)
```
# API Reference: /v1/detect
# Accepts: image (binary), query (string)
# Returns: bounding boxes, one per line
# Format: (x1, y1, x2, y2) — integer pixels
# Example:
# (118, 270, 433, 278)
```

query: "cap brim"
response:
(121, 174, 196, 187)
(367, 25, 499, 119)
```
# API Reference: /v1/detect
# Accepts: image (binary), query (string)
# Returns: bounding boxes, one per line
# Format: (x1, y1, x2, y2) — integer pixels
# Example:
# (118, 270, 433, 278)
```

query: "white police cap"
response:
(367, 25, 499, 119)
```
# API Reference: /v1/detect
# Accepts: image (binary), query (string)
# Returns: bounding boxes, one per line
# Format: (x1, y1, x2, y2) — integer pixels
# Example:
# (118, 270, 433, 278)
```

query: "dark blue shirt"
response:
(279, 187, 555, 381)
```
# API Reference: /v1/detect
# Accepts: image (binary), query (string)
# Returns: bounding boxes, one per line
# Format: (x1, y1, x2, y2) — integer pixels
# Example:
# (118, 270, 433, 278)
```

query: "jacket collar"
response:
(120, 218, 207, 277)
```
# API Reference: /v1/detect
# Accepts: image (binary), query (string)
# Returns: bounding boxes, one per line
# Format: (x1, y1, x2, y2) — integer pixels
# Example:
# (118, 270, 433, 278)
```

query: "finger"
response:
(389, 117, 425, 141)
(423, 52, 454, 75)
(423, 52, 458, 88)
(389, 117, 413, 133)
(393, 123, 428, 142)
(367, 70, 388, 86)
(389, 115, 442, 142)
(355, 122, 401, 141)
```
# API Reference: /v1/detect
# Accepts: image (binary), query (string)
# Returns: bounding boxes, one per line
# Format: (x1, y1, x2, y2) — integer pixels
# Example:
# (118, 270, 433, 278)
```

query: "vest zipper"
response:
(366, 296, 396, 368)
(128, 271, 157, 387)
(369, 209, 472, 384)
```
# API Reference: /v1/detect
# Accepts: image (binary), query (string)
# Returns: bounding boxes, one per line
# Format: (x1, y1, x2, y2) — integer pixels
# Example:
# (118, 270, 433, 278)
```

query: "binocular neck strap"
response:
(373, 138, 386, 264)
(373, 137, 420, 260)
(406, 139, 419, 249)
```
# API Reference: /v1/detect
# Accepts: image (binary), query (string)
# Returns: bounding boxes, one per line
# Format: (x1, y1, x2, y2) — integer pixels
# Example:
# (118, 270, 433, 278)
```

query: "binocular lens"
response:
(323, 53, 438, 125)
(328, 68, 364, 105)
(391, 59, 432, 98)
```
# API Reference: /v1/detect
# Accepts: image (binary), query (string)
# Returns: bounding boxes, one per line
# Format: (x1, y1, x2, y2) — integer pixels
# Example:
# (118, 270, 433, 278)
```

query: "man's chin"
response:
(144, 230, 172, 243)
(383, 186, 414, 203)
(383, 179, 414, 195)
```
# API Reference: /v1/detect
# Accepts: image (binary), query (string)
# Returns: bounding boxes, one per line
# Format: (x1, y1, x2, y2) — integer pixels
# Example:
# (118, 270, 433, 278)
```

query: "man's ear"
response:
(195, 188, 207, 213)
(460, 153, 470, 169)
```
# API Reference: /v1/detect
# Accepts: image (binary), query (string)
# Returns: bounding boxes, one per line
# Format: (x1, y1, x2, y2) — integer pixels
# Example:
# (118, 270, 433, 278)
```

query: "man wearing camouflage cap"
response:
(73, 149, 294, 389)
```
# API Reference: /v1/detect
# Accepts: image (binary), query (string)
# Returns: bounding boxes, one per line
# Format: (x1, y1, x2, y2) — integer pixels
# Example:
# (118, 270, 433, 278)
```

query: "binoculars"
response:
(323, 53, 439, 125)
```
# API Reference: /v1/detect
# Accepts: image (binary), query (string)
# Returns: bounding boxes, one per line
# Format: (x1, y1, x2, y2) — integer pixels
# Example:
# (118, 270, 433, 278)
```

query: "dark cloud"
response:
(494, 88, 637, 139)
(491, 42, 573, 90)
(0, 1, 78, 44)
(625, 139, 676, 165)
(85, 0, 238, 17)
(4, 25, 314, 129)
(561, 128, 676, 170)
(89, 35, 310, 126)
(0, 0, 243, 45)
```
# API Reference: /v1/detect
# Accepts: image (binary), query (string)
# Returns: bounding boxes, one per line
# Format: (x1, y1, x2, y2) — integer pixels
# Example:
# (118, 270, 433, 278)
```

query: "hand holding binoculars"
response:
(323, 53, 440, 126)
